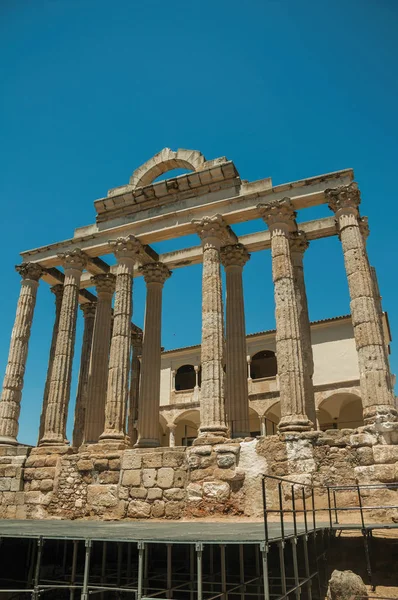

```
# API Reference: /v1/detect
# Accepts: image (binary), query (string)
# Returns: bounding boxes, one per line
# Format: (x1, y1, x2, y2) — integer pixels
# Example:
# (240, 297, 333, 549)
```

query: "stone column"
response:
(135, 262, 171, 448)
(83, 274, 115, 444)
(327, 183, 397, 424)
(38, 284, 63, 444)
(128, 329, 143, 447)
(0, 263, 44, 445)
(72, 302, 96, 447)
(100, 236, 142, 443)
(290, 231, 316, 427)
(220, 243, 250, 438)
(40, 250, 87, 445)
(258, 199, 312, 432)
(192, 215, 235, 440)
(260, 416, 267, 437)
(168, 423, 177, 447)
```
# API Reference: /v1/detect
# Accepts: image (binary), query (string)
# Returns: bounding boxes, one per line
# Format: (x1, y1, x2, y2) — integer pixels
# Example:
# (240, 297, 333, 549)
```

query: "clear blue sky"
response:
(1, 0, 397, 445)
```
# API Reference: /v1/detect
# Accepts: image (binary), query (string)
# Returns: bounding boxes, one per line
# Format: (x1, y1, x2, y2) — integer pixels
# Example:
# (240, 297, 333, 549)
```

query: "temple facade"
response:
(0, 148, 396, 521)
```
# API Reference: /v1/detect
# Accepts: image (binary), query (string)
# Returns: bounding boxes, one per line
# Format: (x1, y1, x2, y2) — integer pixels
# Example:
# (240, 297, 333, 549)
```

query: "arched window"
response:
(250, 351, 277, 380)
(175, 365, 201, 391)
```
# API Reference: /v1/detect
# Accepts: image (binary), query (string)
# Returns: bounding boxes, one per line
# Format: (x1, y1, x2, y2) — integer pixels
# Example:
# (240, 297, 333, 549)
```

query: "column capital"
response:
(91, 273, 116, 295)
(15, 262, 44, 282)
(109, 235, 143, 265)
(326, 182, 361, 217)
(80, 301, 97, 319)
(258, 198, 297, 232)
(220, 243, 250, 268)
(290, 231, 309, 263)
(167, 422, 177, 432)
(359, 216, 370, 240)
(58, 249, 87, 273)
(139, 262, 171, 285)
(192, 214, 237, 249)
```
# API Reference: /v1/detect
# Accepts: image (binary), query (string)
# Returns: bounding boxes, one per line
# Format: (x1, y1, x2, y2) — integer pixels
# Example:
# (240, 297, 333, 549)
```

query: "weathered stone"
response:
(87, 484, 118, 508)
(121, 451, 142, 470)
(98, 470, 120, 484)
(40, 479, 53, 492)
(162, 451, 185, 467)
(24, 467, 56, 481)
(173, 469, 187, 488)
(128, 500, 150, 518)
(349, 432, 377, 447)
(122, 470, 141, 487)
(0, 479, 11, 491)
(355, 464, 396, 483)
(147, 487, 163, 500)
(326, 569, 368, 600)
(188, 445, 212, 456)
(213, 467, 245, 481)
(187, 454, 202, 469)
(157, 468, 174, 489)
(203, 481, 230, 501)
(93, 459, 109, 471)
(163, 488, 185, 501)
(142, 452, 163, 468)
(373, 445, 398, 464)
(77, 459, 94, 472)
(151, 500, 165, 518)
(165, 501, 184, 518)
(109, 458, 121, 470)
(214, 444, 240, 455)
(130, 488, 148, 499)
(187, 483, 203, 501)
(189, 467, 214, 482)
(356, 447, 374, 466)
(216, 453, 235, 468)
(142, 469, 157, 488)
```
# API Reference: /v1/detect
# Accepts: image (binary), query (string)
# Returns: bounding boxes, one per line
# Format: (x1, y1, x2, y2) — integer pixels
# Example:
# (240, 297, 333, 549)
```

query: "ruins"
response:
(0, 147, 397, 522)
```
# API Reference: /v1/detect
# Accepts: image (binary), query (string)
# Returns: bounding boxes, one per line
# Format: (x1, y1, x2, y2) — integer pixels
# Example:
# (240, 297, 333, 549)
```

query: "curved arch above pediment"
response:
(129, 148, 206, 189)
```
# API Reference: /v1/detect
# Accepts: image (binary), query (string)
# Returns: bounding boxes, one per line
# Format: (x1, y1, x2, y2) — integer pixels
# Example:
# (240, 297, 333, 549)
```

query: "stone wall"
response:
(1, 424, 398, 521)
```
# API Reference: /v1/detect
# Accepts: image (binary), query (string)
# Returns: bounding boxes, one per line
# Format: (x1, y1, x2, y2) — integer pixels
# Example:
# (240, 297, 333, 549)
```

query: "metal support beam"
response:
(220, 544, 227, 600)
(70, 540, 78, 600)
(260, 542, 270, 600)
(81, 539, 92, 600)
(32, 537, 44, 600)
(137, 542, 145, 600)
(196, 543, 203, 600)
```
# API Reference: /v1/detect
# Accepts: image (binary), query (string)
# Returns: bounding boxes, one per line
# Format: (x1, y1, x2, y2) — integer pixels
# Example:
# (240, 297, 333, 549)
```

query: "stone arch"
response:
(175, 364, 201, 391)
(264, 401, 280, 435)
(130, 148, 206, 189)
(250, 350, 277, 380)
(174, 409, 200, 447)
(318, 392, 363, 430)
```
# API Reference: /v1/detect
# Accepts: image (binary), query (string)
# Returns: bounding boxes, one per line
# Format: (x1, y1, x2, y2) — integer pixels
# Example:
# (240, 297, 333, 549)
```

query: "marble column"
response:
(290, 231, 316, 427)
(72, 302, 96, 447)
(0, 263, 44, 445)
(83, 274, 115, 444)
(135, 262, 171, 448)
(258, 199, 312, 432)
(40, 250, 87, 445)
(327, 183, 397, 424)
(128, 328, 143, 446)
(38, 284, 63, 444)
(220, 243, 250, 438)
(260, 416, 267, 437)
(192, 215, 235, 440)
(100, 236, 142, 443)
(168, 423, 177, 447)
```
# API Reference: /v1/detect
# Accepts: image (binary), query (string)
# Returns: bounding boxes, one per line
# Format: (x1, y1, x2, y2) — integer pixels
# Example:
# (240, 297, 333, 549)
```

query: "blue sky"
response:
(1, 0, 397, 445)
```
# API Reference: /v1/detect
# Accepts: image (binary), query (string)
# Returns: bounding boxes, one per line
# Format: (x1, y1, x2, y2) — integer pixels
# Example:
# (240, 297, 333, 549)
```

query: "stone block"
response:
(99, 471, 120, 484)
(87, 485, 118, 508)
(142, 469, 157, 488)
(15, 505, 27, 519)
(147, 487, 163, 500)
(187, 454, 201, 469)
(142, 453, 163, 468)
(355, 464, 396, 483)
(109, 458, 121, 470)
(349, 432, 377, 447)
(216, 453, 235, 468)
(203, 481, 230, 501)
(213, 467, 245, 482)
(188, 445, 212, 456)
(25, 467, 56, 481)
(130, 487, 148, 499)
(128, 500, 150, 518)
(356, 447, 374, 466)
(25, 456, 46, 468)
(93, 459, 109, 471)
(187, 483, 202, 501)
(122, 451, 142, 470)
(190, 467, 214, 482)
(164, 488, 185, 501)
(373, 445, 398, 464)
(24, 491, 43, 505)
(6, 506, 16, 519)
(15, 491, 25, 506)
(119, 486, 129, 500)
(77, 459, 94, 472)
(45, 455, 59, 466)
(122, 470, 141, 487)
(151, 500, 165, 518)
(173, 469, 187, 488)
(0, 479, 11, 491)
(165, 501, 184, 518)
(40, 479, 53, 492)
(157, 468, 174, 489)
(163, 451, 185, 468)
(214, 444, 240, 455)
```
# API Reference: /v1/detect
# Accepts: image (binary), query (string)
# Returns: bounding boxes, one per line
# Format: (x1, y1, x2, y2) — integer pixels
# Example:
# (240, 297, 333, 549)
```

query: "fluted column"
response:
(40, 250, 87, 445)
(100, 236, 142, 443)
(128, 329, 143, 446)
(135, 262, 171, 448)
(327, 183, 397, 424)
(0, 263, 44, 445)
(38, 284, 63, 443)
(290, 231, 316, 427)
(192, 215, 235, 440)
(220, 243, 250, 438)
(258, 199, 312, 432)
(83, 274, 115, 444)
(72, 302, 96, 447)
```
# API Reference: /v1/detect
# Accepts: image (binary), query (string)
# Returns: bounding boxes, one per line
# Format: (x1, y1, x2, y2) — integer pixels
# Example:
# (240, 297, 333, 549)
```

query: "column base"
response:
(363, 405, 398, 425)
(134, 438, 161, 448)
(0, 435, 18, 446)
(278, 415, 313, 433)
(39, 435, 69, 447)
(194, 428, 228, 446)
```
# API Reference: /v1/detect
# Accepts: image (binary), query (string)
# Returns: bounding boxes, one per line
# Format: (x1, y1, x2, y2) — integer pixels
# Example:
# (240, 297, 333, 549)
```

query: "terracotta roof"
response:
(162, 314, 352, 355)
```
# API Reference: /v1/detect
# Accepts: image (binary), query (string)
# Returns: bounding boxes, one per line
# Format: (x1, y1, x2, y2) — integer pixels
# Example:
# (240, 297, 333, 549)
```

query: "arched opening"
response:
(175, 410, 200, 446)
(318, 393, 363, 430)
(264, 402, 280, 435)
(130, 148, 206, 189)
(250, 351, 277, 380)
(249, 408, 261, 437)
(175, 365, 201, 391)
(159, 414, 168, 447)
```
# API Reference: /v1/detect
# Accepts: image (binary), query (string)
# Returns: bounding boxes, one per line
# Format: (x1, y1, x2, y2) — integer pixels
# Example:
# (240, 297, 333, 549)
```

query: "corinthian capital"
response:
(109, 235, 143, 262)
(80, 301, 97, 318)
(258, 198, 297, 232)
(220, 243, 250, 268)
(289, 230, 309, 254)
(359, 216, 370, 240)
(326, 182, 361, 216)
(192, 214, 237, 248)
(91, 273, 116, 295)
(140, 262, 171, 285)
(58, 249, 87, 272)
(15, 262, 44, 281)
